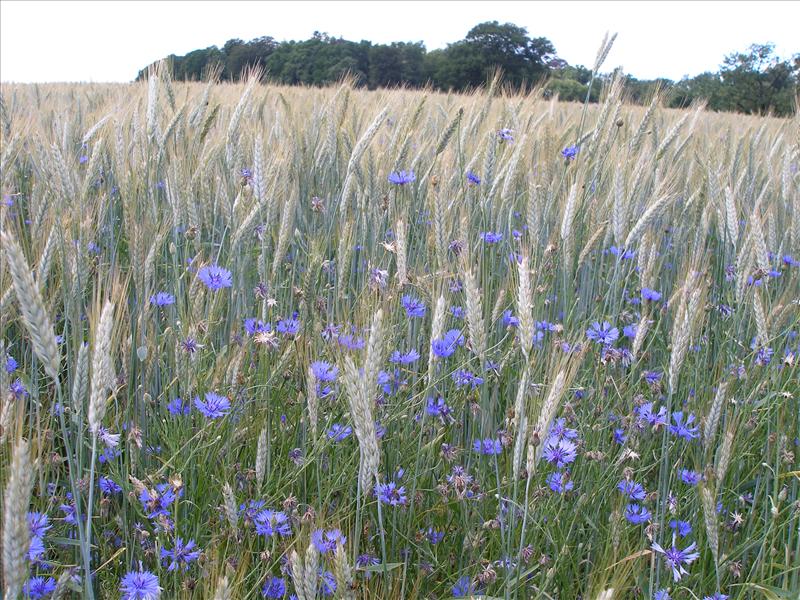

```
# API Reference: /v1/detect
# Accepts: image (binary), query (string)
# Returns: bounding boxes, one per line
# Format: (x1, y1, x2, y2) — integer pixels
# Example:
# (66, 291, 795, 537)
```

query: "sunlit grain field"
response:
(1, 63, 798, 600)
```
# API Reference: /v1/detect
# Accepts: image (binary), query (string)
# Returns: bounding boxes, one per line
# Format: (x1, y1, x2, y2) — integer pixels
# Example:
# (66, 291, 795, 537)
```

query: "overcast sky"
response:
(1, 1, 797, 83)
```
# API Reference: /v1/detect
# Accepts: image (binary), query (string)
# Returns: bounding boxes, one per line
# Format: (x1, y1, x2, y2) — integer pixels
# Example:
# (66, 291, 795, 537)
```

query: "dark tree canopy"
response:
(136, 25, 798, 117)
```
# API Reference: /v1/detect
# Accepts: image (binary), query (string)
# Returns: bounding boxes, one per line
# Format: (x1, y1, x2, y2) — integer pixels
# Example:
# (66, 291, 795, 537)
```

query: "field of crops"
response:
(1, 59, 798, 599)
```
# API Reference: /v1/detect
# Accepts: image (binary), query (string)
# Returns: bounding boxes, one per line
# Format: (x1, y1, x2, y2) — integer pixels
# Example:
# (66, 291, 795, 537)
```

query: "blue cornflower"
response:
(244, 318, 271, 336)
(452, 369, 483, 389)
(194, 393, 231, 419)
(311, 528, 346, 554)
(654, 590, 671, 600)
(450, 305, 464, 319)
(613, 427, 627, 444)
(548, 418, 578, 441)
(277, 317, 301, 336)
(641, 287, 662, 302)
(149, 292, 175, 306)
(643, 370, 662, 386)
(262, 577, 286, 598)
(561, 145, 579, 160)
(669, 519, 692, 537)
(480, 231, 503, 244)
(617, 480, 647, 501)
(636, 402, 667, 428)
(546, 471, 574, 494)
(327, 424, 352, 441)
(197, 264, 232, 290)
(651, 540, 700, 581)
(167, 397, 191, 416)
(502, 310, 519, 328)
(120, 570, 161, 600)
(624, 503, 651, 524)
(28, 535, 45, 562)
(23, 577, 57, 599)
(375, 481, 407, 506)
(425, 397, 452, 421)
(160, 537, 201, 571)
(472, 438, 503, 455)
(388, 170, 415, 185)
(669, 412, 699, 440)
(497, 128, 514, 142)
(5, 354, 18, 373)
(466, 171, 481, 185)
(389, 348, 420, 364)
(254, 510, 292, 537)
(586, 321, 619, 346)
(27, 512, 51, 539)
(431, 329, 464, 358)
(139, 483, 181, 520)
(452, 575, 481, 597)
(311, 360, 338, 382)
(679, 469, 702, 485)
(401, 295, 426, 318)
(426, 528, 445, 544)
(623, 324, 637, 339)
(99, 476, 122, 494)
(9, 378, 28, 400)
(318, 569, 336, 596)
(703, 594, 729, 600)
(542, 438, 577, 468)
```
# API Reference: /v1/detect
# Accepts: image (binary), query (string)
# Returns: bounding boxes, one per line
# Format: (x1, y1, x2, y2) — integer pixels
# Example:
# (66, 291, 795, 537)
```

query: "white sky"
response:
(1, 0, 798, 83)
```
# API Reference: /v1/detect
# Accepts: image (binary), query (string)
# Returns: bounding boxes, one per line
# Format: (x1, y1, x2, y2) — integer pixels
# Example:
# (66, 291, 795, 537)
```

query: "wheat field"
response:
(1, 59, 799, 600)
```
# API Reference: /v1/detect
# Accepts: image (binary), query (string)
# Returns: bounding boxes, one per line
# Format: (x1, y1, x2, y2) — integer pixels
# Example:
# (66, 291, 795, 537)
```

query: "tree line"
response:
(137, 22, 799, 116)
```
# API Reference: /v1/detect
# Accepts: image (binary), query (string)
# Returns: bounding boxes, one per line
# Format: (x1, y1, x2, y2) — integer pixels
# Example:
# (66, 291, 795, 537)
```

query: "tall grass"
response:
(0, 64, 798, 599)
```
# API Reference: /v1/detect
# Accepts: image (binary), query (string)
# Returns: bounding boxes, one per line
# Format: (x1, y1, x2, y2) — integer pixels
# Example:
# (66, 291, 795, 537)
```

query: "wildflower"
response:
(327, 424, 352, 441)
(197, 264, 233, 291)
(613, 428, 627, 444)
(651, 540, 700, 581)
(318, 569, 336, 596)
(388, 170, 415, 185)
(262, 577, 287, 598)
(311, 528, 346, 554)
(139, 483, 181, 520)
(669, 519, 692, 537)
(546, 471, 574, 494)
(426, 528, 445, 544)
(542, 438, 577, 468)
(28, 535, 45, 562)
(636, 402, 667, 428)
(149, 292, 175, 306)
(23, 577, 57, 599)
(99, 476, 122, 494)
(466, 171, 481, 185)
(643, 370, 662, 386)
(624, 503, 651, 524)
(368, 267, 389, 290)
(452, 575, 481, 597)
(654, 590, 671, 600)
(9, 378, 28, 400)
(389, 348, 420, 364)
(452, 369, 483, 389)
(276, 316, 301, 336)
(679, 469, 702, 485)
(180, 337, 200, 353)
(27, 512, 51, 539)
(375, 481, 407, 506)
(703, 594, 729, 600)
(497, 128, 514, 142)
(120, 569, 161, 599)
(167, 397, 191, 416)
(623, 324, 637, 339)
(194, 392, 231, 419)
(244, 318, 270, 336)
(641, 287, 662, 302)
(401, 295, 426, 318)
(502, 310, 519, 328)
(160, 537, 201, 571)
(586, 321, 619, 346)
(357, 553, 380, 568)
(547, 418, 578, 441)
(97, 426, 121, 448)
(480, 231, 503, 244)
(561, 145, 579, 160)
(450, 305, 464, 319)
(254, 510, 292, 537)
(5, 353, 18, 373)
(426, 397, 452, 421)
(311, 360, 338, 382)
(617, 480, 647, 501)
(472, 438, 503, 456)
(432, 329, 465, 358)
(669, 412, 699, 441)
